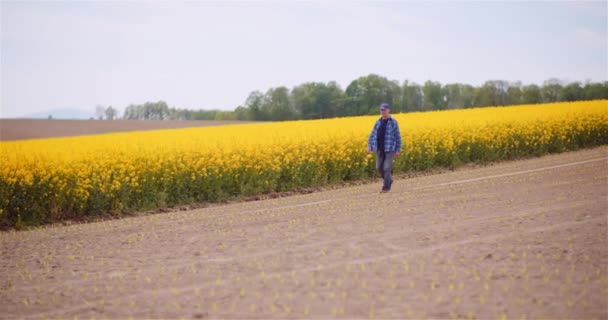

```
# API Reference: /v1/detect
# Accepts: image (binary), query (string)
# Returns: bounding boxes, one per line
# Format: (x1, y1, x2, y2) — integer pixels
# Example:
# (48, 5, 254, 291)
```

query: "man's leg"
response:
(376, 151, 385, 179)
(383, 152, 395, 191)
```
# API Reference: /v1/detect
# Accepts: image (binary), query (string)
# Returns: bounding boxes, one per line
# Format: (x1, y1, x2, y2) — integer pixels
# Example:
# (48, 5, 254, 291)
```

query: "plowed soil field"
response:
(2, 147, 607, 319)
(0, 119, 251, 141)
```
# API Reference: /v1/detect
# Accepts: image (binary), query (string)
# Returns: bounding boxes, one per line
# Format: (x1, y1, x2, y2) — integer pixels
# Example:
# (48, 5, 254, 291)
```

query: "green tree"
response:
(460, 84, 475, 108)
(214, 111, 236, 120)
(104, 106, 117, 120)
(245, 91, 266, 121)
(521, 84, 542, 104)
(123, 104, 138, 119)
(560, 82, 583, 101)
(345, 74, 400, 115)
(582, 82, 608, 100)
(423, 80, 444, 110)
(401, 81, 424, 112)
(292, 83, 320, 119)
(474, 80, 510, 107)
(506, 82, 522, 105)
(262, 87, 296, 121)
(325, 81, 347, 117)
(541, 78, 563, 103)
(123, 101, 170, 120)
(292, 82, 345, 119)
(233, 106, 250, 120)
(442, 83, 462, 109)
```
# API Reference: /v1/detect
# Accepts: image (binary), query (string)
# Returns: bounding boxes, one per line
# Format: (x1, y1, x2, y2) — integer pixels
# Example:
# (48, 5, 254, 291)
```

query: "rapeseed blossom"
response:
(1, 101, 606, 226)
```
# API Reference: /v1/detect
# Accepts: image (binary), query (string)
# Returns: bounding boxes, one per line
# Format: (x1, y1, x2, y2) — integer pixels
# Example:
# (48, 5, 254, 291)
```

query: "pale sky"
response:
(1, 1, 606, 118)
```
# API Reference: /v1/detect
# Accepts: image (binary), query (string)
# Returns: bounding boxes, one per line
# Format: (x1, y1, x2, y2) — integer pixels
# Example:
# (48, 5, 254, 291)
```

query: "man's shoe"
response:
(380, 188, 389, 193)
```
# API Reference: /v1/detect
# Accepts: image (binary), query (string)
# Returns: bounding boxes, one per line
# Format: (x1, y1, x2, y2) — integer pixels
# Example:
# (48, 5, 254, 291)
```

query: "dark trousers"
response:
(375, 151, 394, 190)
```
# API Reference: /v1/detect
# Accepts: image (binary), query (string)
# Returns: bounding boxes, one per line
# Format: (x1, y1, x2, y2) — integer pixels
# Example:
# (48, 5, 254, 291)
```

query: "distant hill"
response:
(24, 108, 94, 119)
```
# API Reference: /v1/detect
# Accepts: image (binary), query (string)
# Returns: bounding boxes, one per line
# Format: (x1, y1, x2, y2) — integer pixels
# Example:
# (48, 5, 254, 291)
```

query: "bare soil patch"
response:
(1, 147, 607, 319)
(0, 119, 252, 141)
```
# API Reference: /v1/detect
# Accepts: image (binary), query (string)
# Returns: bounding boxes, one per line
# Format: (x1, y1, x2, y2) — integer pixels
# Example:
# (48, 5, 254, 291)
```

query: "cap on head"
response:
(380, 103, 391, 110)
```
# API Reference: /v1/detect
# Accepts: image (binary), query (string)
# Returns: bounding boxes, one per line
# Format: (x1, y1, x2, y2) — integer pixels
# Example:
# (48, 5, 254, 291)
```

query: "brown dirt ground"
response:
(1, 147, 607, 319)
(0, 119, 253, 141)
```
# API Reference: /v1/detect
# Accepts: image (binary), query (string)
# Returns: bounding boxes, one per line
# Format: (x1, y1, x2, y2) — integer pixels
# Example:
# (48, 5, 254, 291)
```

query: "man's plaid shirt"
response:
(367, 116, 402, 153)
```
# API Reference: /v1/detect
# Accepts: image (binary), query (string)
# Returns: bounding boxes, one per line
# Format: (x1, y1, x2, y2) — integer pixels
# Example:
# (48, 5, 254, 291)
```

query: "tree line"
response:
(95, 101, 235, 121)
(95, 75, 608, 121)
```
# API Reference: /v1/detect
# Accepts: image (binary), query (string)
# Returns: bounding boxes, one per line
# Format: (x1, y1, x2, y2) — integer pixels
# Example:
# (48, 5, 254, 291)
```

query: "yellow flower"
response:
(0, 100, 606, 222)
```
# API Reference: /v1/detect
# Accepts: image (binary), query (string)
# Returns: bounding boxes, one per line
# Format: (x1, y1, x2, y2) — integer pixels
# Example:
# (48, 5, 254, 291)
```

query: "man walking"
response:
(367, 103, 402, 193)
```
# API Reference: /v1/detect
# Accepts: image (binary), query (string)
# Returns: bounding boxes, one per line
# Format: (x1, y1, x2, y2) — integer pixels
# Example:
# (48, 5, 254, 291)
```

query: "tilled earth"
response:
(1, 147, 607, 319)
(0, 119, 251, 141)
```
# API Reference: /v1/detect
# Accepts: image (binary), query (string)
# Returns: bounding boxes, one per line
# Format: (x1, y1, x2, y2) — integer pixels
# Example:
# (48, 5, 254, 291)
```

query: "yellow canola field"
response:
(1, 100, 607, 226)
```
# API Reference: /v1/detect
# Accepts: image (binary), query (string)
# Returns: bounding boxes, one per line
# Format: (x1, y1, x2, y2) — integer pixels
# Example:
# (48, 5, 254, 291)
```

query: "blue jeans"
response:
(376, 151, 394, 190)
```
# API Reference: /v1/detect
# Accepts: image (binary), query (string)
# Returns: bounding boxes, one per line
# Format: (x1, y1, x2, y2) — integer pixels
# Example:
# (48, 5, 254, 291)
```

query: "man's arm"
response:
(394, 121, 402, 154)
(367, 121, 378, 152)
